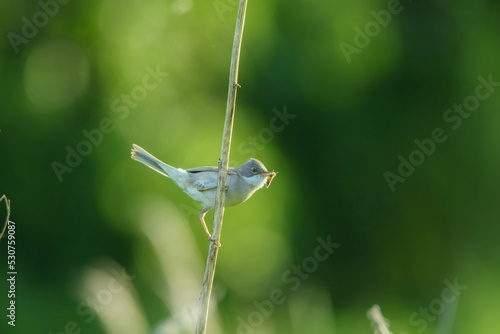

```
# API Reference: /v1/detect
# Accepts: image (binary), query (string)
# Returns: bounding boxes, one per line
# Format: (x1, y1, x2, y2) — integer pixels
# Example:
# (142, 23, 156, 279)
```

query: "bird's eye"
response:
(251, 167, 257, 173)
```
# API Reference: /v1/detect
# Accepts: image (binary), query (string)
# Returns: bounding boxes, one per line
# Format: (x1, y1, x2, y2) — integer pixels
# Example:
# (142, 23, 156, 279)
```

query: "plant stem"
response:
(0, 195, 11, 240)
(367, 304, 393, 334)
(195, 1, 248, 333)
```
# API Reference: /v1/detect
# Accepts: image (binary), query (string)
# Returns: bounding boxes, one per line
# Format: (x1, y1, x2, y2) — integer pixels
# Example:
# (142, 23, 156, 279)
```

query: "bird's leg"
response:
(198, 209, 222, 247)
(198, 208, 211, 238)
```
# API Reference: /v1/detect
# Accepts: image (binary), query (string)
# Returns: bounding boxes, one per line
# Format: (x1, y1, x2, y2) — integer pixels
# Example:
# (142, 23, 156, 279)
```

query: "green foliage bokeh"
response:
(1, 0, 500, 333)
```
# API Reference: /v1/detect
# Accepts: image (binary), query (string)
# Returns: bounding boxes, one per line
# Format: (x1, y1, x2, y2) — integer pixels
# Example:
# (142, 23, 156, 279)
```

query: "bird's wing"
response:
(195, 179, 217, 192)
(188, 167, 236, 191)
(187, 166, 218, 173)
(187, 167, 237, 174)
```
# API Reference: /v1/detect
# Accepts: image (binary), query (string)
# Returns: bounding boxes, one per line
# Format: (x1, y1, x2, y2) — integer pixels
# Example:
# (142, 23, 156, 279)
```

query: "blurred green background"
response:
(1, 0, 500, 333)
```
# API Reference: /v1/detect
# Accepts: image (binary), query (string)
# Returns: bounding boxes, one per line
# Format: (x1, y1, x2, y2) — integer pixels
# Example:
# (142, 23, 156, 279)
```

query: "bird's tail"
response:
(131, 144, 181, 180)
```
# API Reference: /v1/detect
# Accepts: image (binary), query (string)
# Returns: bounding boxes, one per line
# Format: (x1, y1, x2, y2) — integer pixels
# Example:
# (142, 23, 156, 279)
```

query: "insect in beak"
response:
(259, 171, 277, 188)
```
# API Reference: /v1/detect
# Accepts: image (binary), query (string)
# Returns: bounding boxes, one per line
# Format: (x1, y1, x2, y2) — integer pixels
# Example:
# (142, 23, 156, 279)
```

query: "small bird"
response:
(131, 144, 276, 238)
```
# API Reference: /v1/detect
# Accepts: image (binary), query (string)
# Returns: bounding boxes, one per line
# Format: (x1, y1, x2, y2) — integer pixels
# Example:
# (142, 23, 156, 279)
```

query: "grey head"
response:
(235, 158, 276, 188)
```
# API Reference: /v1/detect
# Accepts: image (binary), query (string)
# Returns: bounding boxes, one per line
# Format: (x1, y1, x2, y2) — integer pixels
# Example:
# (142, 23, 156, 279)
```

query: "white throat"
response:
(243, 175, 267, 190)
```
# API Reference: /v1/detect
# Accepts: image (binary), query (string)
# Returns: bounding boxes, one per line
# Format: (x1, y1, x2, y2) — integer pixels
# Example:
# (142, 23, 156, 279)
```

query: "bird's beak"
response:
(259, 171, 277, 188)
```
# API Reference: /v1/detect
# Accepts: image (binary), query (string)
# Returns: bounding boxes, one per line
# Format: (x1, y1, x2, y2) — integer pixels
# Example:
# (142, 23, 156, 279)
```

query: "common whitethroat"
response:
(131, 144, 276, 238)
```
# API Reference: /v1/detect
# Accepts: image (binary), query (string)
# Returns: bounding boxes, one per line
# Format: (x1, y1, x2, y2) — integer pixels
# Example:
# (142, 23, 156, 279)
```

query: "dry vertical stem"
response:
(367, 304, 393, 334)
(195, 1, 248, 333)
(0, 195, 11, 240)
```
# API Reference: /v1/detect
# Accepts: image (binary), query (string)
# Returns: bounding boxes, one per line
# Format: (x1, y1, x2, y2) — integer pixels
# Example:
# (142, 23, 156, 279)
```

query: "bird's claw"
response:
(208, 236, 221, 247)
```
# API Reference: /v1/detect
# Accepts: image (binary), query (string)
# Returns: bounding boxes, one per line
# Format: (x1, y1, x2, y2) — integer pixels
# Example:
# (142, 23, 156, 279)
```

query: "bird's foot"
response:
(208, 236, 222, 247)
